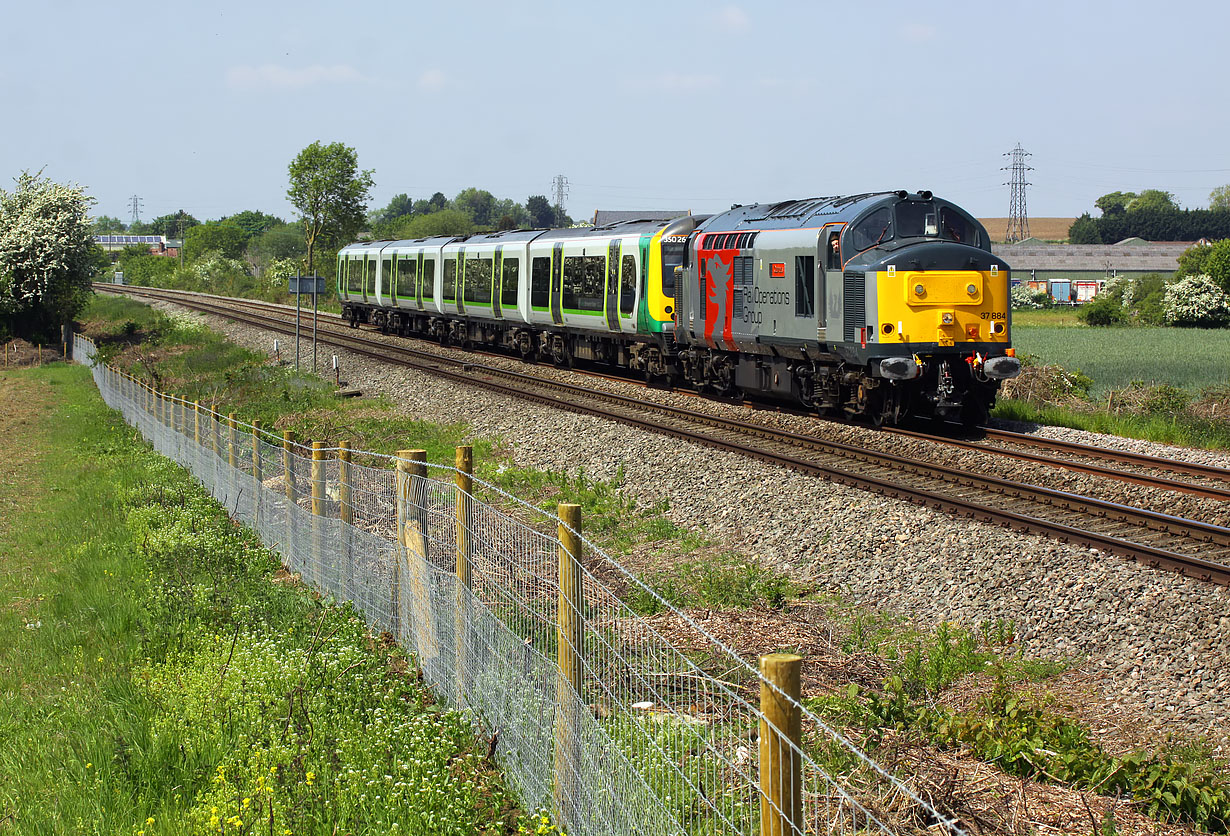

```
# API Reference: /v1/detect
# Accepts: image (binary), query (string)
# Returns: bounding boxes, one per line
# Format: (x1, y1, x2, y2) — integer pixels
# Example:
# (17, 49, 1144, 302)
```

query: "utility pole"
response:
(1002, 144, 1033, 243)
(129, 194, 143, 228)
(551, 174, 570, 226)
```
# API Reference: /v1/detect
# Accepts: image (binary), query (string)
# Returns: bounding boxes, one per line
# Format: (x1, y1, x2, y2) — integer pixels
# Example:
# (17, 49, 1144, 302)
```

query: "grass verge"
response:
(0, 362, 544, 834)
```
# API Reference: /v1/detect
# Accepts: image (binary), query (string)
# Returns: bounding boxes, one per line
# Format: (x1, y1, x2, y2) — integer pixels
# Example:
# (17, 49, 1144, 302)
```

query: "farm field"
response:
(1010, 323, 1230, 395)
(979, 217, 1076, 242)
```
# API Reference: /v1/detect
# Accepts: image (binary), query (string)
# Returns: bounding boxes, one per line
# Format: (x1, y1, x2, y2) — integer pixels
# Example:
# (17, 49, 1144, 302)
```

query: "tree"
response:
(1067, 213, 1101, 244)
(146, 211, 201, 238)
(92, 214, 126, 233)
(1203, 239, 1230, 293)
(1210, 185, 1230, 212)
(526, 195, 554, 228)
(1095, 191, 1137, 216)
(453, 187, 497, 227)
(392, 209, 474, 239)
(0, 171, 98, 339)
(370, 193, 414, 225)
(183, 221, 247, 262)
(1128, 189, 1179, 213)
(287, 141, 374, 274)
(222, 209, 284, 239)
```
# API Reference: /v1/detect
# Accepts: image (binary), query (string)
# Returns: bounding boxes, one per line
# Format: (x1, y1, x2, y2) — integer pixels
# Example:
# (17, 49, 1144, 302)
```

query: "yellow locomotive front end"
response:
(837, 192, 1019, 424)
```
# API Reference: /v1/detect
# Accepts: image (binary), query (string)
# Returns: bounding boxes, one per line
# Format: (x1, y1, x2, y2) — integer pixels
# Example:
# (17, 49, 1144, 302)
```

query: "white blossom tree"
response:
(0, 171, 98, 338)
(1163, 274, 1230, 327)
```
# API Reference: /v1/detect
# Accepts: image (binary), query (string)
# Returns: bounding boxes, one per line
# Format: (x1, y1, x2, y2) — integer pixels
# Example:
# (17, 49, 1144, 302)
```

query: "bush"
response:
(1010, 284, 1051, 310)
(1164, 274, 1230, 327)
(1077, 294, 1124, 326)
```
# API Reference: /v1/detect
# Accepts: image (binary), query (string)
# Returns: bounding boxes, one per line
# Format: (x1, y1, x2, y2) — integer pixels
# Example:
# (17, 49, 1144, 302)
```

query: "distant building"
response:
(95, 234, 182, 261)
(592, 210, 689, 227)
(996, 239, 1194, 303)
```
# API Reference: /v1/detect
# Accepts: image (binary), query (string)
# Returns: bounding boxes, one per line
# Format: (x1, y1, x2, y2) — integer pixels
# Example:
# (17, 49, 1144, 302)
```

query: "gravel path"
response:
(156, 301, 1230, 756)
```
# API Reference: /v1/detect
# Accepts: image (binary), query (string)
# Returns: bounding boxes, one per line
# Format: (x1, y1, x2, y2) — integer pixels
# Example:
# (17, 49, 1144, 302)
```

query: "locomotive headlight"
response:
(914, 284, 926, 298)
(967, 284, 978, 296)
(941, 312, 955, 325)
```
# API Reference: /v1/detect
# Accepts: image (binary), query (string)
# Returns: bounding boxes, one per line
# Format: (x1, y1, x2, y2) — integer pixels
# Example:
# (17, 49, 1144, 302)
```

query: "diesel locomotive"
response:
(337, 190, 1020, 425)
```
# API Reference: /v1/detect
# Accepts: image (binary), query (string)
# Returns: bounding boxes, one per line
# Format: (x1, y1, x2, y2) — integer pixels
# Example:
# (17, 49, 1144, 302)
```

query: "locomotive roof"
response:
(701, 191, 909, 231)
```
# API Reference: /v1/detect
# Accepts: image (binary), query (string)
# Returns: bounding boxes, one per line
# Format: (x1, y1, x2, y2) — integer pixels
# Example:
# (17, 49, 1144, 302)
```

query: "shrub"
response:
(1164, 274, 1230, 327)
(1010, 284, 1051, 310)
(1078, 294, 1124, 326)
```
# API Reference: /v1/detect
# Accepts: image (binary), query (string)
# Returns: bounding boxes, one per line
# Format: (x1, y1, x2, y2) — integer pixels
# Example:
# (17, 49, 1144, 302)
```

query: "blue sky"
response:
(3, 0, 1228, 225)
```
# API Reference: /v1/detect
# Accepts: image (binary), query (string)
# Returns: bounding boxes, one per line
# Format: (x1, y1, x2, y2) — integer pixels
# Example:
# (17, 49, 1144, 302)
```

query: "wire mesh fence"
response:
(73, 333, 964, 836)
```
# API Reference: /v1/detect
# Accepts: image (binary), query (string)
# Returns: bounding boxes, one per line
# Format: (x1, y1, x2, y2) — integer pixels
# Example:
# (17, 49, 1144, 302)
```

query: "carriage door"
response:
(493, 245, 503, 319)
(456, 246, 467, 315)
(604, 239, 620, 331)
(416, 253, 425, 310)
(550, 242, 564, 325)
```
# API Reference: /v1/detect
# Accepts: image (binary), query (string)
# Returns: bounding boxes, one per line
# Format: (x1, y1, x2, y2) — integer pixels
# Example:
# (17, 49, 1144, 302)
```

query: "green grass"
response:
(994, 397, 1230, 449)
(1010, 324, 1230, 396)
(1012, 307, 1085, 327)
(0, 363, 537, 834)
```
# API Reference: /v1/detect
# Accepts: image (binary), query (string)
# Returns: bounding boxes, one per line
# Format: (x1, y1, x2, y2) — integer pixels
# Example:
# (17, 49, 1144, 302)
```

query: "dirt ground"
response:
(1, 338, 66, 368)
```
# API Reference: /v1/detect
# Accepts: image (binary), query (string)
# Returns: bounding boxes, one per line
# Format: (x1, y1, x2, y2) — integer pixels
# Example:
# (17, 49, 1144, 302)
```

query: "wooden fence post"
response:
(311, 441, 326, 592)
(283, 430, 297, 505)
(394, 450, 418, 640)
(554, 502, 584, 821)
(454, 444, 473, 704)
(759, 653, 803, 836)
(193, 401, 201, 447)
(338, 441, 353, 526)
(228, 414, 238, 470)
(252, 420, 263, 522)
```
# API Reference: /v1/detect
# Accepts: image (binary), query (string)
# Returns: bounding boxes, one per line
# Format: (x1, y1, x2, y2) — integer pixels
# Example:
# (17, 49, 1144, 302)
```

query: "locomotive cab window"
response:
(939, 207, 980, 246)
(895, 201, 937, 238)
(848, 206, 893, 252)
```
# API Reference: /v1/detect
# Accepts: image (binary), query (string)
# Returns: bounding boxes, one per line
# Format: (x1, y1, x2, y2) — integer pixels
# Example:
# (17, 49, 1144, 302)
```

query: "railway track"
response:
(96, 284, 1230, 585)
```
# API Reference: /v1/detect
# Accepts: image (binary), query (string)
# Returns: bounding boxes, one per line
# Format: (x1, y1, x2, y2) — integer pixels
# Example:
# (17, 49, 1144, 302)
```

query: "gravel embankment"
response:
(154, 301, 1230, 754)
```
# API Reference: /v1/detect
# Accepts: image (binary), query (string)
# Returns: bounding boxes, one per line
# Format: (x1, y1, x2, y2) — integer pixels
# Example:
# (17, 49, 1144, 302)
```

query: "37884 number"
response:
(980, 311, 1006, 320)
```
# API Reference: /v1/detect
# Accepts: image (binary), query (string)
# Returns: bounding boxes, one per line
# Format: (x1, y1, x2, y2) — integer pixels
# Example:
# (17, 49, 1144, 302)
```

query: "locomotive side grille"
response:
(843, 271, 865, 342)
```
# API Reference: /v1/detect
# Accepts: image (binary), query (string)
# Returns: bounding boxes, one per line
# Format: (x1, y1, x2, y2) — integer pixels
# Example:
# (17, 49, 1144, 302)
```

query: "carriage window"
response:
(620, 254, 636, 315)
(442, 258, 457, 302)
(848, 206, 893, 252)
(421, 258, 435, 300)
(397, 257, 417, 298)
(795, 256, 815, 317)
(582, 256, 604, 311)
(381, 258, 391, 294)
(365, 258, 377, 295)
(347, 258, 363, 294)
(530, 257, 550, 307)
(501, 258, 520, 307)
(464, 257, 494, 304)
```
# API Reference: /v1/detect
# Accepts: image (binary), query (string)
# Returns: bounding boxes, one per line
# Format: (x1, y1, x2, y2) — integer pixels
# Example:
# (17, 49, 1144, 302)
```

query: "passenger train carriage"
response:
(338, 190, 1019, 425)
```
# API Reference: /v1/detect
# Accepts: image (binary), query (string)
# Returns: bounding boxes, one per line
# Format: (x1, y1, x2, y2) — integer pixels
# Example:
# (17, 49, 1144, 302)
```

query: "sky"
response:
(4, 0, 1229, 226)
